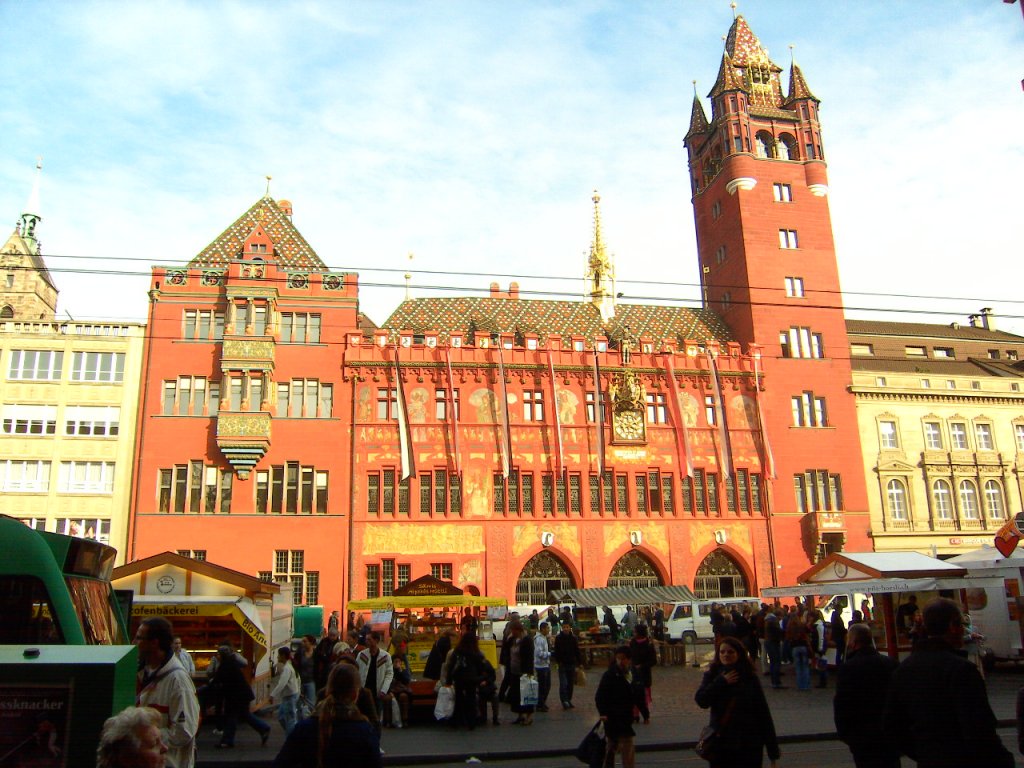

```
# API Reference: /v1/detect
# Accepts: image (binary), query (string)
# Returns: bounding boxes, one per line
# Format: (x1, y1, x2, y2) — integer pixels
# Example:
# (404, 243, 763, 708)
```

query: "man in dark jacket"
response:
(595, 646, 635, 768)
(834, 623, 899, 768)
(882, 598, 1013, 768)
(554, 619, 583, 709)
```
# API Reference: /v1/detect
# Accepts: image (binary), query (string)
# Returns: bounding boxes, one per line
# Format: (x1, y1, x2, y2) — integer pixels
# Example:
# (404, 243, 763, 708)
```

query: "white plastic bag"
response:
(434, 685, 455, 720)
(520, 674, 539, 706)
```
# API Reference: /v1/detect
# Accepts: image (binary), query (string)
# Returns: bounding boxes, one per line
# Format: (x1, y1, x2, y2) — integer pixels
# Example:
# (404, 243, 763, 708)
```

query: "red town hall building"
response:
(128, 14, 869, 611)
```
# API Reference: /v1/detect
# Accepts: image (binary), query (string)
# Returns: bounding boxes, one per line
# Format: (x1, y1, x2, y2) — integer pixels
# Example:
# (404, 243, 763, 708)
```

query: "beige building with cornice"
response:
(848, 316, 1024, 557)
(0, 168, 145, 563)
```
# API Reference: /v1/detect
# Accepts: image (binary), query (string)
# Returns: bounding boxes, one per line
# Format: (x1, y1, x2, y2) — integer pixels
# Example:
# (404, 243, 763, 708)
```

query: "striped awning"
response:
(552, 585, 697, 607)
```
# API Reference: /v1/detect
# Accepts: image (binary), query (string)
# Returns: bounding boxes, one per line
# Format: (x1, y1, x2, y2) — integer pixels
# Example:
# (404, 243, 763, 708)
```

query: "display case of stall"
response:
(112, 552, 291, 706)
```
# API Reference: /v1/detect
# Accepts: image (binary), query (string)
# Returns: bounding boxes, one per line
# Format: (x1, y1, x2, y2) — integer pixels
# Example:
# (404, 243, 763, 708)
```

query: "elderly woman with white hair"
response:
(96, 706, 168, 768)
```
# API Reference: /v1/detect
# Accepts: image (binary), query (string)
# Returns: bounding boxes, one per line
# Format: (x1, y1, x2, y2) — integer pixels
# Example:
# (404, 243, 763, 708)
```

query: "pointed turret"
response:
(708, 51, 747, 99)
(685, 91, 710, 140)
(584, 191, 616, 323)
(785, 62, 819, 104)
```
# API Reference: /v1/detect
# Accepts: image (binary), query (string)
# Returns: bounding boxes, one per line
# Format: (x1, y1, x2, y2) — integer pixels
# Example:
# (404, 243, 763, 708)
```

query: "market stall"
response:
(112, 552, 291, 704)
(761, 551, 1003, 658)
(948, 545, 1024, 660)
(348, 576, 506, 673)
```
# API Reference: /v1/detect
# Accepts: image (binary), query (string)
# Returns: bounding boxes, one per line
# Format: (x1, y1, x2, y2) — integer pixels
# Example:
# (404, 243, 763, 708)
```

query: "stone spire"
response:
(1, 159, 57, 321)
(584, 191, 616, 323)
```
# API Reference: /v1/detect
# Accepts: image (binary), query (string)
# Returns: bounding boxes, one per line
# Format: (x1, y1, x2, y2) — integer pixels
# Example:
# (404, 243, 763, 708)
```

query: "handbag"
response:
(575, 666, 587, 687)
(575, 721, 606, 768)
(433, 685, 455, 720)
(695, 697, 736, 762)
(520, 674, 539, 706)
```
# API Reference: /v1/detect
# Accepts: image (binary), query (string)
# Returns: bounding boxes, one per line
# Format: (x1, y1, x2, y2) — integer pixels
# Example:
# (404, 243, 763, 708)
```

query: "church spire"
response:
(19, 158, 42, 253)
(584, 191, 616, 322)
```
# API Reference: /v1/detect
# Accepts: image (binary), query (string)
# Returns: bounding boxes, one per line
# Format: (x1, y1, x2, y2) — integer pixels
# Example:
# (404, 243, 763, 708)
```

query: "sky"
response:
(1, 1, 1022, 335)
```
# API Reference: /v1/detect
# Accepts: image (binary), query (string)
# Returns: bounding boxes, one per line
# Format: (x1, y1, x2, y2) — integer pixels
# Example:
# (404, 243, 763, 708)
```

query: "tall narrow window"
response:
(784, 277, 804, 297)
(772, 183, 792, 202)
(778, 229, 799, 249)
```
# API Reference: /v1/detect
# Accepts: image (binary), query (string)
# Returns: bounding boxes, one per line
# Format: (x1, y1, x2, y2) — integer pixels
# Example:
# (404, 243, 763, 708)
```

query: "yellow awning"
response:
(347, 595, 507, 611)
(131, 599, 269, 664)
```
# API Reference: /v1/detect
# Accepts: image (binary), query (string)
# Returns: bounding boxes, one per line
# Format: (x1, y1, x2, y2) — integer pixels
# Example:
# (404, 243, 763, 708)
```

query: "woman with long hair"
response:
(695, 637, 780, 768)
(497, 620, 535, 725)
(444, 631, 485, 729)
(272, 662, 381, 768)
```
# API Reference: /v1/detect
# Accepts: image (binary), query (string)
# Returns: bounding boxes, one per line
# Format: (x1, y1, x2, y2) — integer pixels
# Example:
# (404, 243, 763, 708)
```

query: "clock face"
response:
(833, 562, 849, 579)
(614, 411, 645, 441)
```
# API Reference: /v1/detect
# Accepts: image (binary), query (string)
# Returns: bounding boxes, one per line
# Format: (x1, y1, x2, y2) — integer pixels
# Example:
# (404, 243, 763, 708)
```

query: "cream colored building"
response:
(0, 167, 144, 562)
(849, 316, 1024, 557)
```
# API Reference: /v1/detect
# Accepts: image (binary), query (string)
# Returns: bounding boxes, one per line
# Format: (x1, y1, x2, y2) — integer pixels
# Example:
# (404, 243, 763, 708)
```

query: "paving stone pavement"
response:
(196, 652, 1024, 766)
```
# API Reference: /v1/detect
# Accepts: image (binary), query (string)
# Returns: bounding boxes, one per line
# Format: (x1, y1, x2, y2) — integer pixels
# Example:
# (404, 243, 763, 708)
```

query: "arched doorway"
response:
(607, 550, 662, 589)
(516, 551, 575, 604)
(694, 550, 749, 599)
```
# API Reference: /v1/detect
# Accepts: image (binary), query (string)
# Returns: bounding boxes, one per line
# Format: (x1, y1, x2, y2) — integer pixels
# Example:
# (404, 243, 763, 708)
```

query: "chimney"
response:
(489, 282, 500, 298)
(508, 281, 519, 300)
(277, 199, 293, 219)
(979, 307, 995, 331)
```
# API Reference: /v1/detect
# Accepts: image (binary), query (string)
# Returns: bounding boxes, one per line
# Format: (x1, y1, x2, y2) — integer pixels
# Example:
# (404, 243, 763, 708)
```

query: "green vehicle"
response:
(0, 515, 136, 765)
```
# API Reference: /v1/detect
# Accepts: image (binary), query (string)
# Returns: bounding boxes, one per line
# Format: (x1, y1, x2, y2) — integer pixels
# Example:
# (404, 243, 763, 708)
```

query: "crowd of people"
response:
(93, 597, 1024, 768)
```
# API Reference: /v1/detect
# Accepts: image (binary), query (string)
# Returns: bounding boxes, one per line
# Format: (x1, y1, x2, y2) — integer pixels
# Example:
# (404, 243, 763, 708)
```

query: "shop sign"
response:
(132, 603, 267, 647)
(0, 684, 72, 767)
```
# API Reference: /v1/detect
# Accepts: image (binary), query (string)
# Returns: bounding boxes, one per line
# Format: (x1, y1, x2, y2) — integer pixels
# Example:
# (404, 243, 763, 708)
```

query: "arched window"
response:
(515, 551, 574, 605)
(932, 479, 953, 519)
(777, 133, 797, 161)
(754, 131, 774, 159)
(959, 480, 980, 519)
(984, 480, 1004, 519)
(0, 305, 13, 319)
(694, 550, 748, 600)
(887, 479, 908, 520)
(607, 551, 662, 589)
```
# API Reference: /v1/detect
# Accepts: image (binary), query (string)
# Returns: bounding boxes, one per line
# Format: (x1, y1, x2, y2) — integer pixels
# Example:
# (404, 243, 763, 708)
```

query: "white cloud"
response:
(1, 1, 1020, 332)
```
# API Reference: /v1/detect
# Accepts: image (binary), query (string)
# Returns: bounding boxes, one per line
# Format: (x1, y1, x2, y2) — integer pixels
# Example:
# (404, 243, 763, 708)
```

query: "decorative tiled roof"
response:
(724, 15, 765, 69)
(685, 94, 710, 140)
(785, 63, 818, 104)
(189, 196, 325, 270)
(850, 357, 1023, 377)
(708, 52, 747, 99)
(381, 297, 734, 345)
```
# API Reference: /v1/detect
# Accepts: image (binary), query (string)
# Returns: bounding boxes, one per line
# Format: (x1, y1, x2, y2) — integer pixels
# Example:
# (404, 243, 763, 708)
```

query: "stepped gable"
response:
(189, 196, 325, 270)
(382, 296, 733, 346)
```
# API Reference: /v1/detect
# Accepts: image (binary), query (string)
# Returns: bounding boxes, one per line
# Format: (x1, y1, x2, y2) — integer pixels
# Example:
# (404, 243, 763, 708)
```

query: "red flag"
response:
(994, 515, 1024, 558)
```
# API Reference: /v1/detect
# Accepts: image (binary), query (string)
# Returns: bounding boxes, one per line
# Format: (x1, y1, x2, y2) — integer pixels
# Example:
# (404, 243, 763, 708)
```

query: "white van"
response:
(665, 598, 761, 642)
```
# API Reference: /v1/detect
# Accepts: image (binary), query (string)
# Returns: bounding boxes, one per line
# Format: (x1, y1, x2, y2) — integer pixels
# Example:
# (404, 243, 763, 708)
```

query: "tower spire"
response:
(584, 191, 616, 322)
(19, 158, 42, 252)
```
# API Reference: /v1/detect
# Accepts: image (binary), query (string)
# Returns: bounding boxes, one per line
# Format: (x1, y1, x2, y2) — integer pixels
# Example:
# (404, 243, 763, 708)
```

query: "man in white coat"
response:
(356, 631, 394, 727)
(136, 617, 200, 768)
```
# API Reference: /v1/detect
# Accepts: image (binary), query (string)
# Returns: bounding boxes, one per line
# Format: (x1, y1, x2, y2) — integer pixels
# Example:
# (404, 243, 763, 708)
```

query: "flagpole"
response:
(445, 348, 462, 475)
(393, 346, 415, 481)
(497, 342, 511, 479)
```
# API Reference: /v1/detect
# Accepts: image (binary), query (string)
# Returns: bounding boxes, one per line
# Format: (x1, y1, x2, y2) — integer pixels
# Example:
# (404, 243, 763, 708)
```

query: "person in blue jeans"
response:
(763, 609, 784, 689)
(553, 620, 583, 709)
(270, 646, 300, 735)
(534, 622, 552, 712)
(786, 613, 812, 691)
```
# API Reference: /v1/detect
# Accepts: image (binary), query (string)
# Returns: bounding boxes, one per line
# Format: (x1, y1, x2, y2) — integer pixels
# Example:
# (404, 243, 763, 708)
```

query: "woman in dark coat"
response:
(212, 645, 271, 748)
(498, 620, 535, 725)
(695, 636, 780, 768)
(444, 632, 485, 729)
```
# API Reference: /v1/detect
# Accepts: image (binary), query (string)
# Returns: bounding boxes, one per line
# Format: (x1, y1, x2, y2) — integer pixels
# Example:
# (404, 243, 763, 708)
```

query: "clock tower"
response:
(684, 15, 870, 575)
